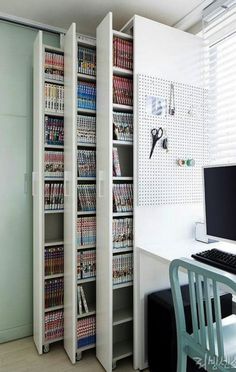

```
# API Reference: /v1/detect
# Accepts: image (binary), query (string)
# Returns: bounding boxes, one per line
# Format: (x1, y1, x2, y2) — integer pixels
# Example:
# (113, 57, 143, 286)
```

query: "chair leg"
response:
(177, 345, 187, 372)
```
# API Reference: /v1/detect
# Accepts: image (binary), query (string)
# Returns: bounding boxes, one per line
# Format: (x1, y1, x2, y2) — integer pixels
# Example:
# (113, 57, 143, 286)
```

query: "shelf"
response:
(113, 67, 133, 77)
(77, 277, 96, 284)
(77, 304, 96, 319)
(113, 140, 133, 147)
(45, 210, 64, 214)
(77, 343, 95, 353)
(77, 244, 96, 250)
(45, 305, 64, 313)
(113, 30, 133, 40)
(113, 177, 133, 181)
(113, 212, 133, 217)
(44, 45, 64, 53)
(77, 142, 96, 148)
(77, 211, 96, 216)
(113, 308, 133, 326)
(44, 336, 64, 345)
(44, 144, 64, 150)
(77, 108, 96, 115)
(113, 282, 133, 290)
(77, 35, 96, 48)
(44, 273, 64, 280)
(113, 339, 133, 363)
(77, 73, 96, 82)
(113, 104, 133, 112)
(77, 177, 96, 181)
(44, 78, 64, 85)
(113, 247, 133, 254)
(44, 240, 64, 247)
(45, 110, 64, 117)
(44, 177, 64, 181)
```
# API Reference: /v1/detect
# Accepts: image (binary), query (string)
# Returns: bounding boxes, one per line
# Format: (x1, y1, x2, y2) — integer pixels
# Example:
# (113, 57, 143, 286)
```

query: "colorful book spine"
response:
(78, 46, 96, 76)
(77, 115, 96, 144)
(77, 316, 96, 348)
(45, 52, 64, 82)
(44, 182, 64, 210)
(45, 83, 64, 113)
(45, 246, 64, 276)
(44, 151, 64, 178)
(77, 81, 96, 110)
(113, 112, 133, 142)
(44, 309, 64, 340)
(112, 253, 133, 285)
(113, 37, 133, 70)
(77, 150, 96, 178)
(77, 184, 96, 212)
(113, 218, 133, 249)
(44, 116, 64, 146)
(77, 216, 96, 246)
(113, 76, 133, 106)
(45, 278, 64, 308)
(77, 250, 96, 280)
(113, 147, 121, 176)
(113, 183, 133, 212)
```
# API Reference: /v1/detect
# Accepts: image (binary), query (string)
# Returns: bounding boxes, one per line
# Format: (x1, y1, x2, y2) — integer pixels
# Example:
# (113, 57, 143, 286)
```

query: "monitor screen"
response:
(204, 165, 236, 242)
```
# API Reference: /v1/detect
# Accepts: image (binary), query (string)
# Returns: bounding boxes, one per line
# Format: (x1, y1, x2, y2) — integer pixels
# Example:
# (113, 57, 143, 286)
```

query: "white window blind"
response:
(203, 0, 236, 164)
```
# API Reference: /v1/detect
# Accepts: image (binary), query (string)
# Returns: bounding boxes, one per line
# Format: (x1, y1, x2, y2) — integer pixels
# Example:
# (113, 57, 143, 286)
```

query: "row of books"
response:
(77, 250, 96, 280)
(113, 76, 133, 106)
(78, 81, 96, 111)
(45, 116, 64, 146)
(45, 183, 64, 210)
(113, 37, 133, 70)
(113, 147, 121, 176)
(77, 316, 96, 348)
(77, 285, 91, 315)
(113, 112, 133, 142)
(77, 115, 96, 144)
(45, 83, 64, 113)
(45, 151, 64, 178)
(78, 46, 96, 76)
(77, 216, 96, 247)
(45, 52, 64, 71)
(45, 246, 64, 276)
(45, 278, 64, 308)
(78, 150, 96, 178)
(77, 184, 96, 212)
(113, 184, 133, 213)
(45, 309, 64, 341)
(113, 253, 133, 285)
(113, 218, 133, 249)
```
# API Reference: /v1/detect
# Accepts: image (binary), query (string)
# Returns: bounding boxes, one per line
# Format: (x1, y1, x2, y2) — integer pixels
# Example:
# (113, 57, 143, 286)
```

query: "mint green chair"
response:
(169, 258, 236, 372)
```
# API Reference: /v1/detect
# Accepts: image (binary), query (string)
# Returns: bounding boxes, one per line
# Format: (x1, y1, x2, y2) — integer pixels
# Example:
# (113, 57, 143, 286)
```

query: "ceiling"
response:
(0, 0, 206, 35)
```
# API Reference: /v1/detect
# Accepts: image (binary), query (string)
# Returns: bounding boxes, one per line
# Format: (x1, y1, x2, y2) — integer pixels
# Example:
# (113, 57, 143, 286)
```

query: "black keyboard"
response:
(192, 248, 236, 275)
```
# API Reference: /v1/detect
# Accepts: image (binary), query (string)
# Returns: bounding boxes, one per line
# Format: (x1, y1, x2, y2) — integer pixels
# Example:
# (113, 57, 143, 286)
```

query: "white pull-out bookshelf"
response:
(96, 12, 134, 372)
(33, 31, 65, 354)
(64, 23, 97, 363)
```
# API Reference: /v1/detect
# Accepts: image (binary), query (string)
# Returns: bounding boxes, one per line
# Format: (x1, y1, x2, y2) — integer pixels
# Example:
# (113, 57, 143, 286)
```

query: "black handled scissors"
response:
(149, 127, 163, 159)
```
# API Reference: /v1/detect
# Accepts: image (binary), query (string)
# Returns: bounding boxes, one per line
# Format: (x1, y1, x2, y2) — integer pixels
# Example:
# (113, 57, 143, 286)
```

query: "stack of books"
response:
(45, 52, 64, 82)
(45, 83, 64, 113)
(113, 37, 133, 70)
(45, 309, 64, 341)
(77, 115, 96, 144)
(77, 184, 96, 212)
(113, 112, 133, 142)
(77, 250, 96, 280)
(77, 81, 96, 110)
(44, 151, 64, 178)
(45, 278, 64, 308)
(77, 316, 96, 348)
(113, 184, 133, 212)
(113, 76, 133, 106)
(78, 46, 96, 76)
(77, 216, 96, 246)
(45, 246, 64, 276)
(44, 116, 64, 146)
(113, 218, 133, 249)
(113, 147, 121, 176)
(44, 183, 64, 210)
(113, 253, 133, 285)
(77, 150, 96, 177)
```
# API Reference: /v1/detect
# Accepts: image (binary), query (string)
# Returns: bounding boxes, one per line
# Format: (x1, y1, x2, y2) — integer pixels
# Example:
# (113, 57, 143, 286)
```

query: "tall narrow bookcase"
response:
(96, 12, 134, 372)
(33, 31, 65, 354)
(64, 23, 97, 363)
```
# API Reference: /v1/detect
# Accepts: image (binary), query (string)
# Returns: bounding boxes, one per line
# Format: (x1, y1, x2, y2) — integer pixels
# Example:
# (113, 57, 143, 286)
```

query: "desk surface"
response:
(138, 239, 236, 264)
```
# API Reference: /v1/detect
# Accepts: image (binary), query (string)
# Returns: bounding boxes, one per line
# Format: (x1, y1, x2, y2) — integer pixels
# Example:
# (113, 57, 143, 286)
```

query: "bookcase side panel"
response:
(33, 31, 44, 355)
(64, 22, 78, 364)
(96, 12, 113, 372)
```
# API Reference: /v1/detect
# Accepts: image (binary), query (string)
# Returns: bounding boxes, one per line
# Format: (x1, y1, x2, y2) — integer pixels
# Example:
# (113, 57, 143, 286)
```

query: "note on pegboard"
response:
(137, 74, 209, 206)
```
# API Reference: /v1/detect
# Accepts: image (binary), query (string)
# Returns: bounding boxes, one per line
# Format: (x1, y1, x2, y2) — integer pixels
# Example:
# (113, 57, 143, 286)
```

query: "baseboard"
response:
(0, 324, 32, 343)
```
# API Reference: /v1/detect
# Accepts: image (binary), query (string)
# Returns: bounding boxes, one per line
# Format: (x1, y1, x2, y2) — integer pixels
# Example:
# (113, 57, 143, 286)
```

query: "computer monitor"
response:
(204, 164, 236, 243)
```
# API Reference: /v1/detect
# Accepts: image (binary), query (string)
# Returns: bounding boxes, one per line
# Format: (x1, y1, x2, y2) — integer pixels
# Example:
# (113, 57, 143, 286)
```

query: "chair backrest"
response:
(169, 258, 236, 363)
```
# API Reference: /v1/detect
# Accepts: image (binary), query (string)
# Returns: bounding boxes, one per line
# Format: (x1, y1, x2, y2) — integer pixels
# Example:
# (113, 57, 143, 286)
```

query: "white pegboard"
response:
(137, 74, 209, 206)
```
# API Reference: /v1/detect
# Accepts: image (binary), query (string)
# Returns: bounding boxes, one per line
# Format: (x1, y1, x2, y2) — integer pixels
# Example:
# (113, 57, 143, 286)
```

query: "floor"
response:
(0, 337, 141, 372)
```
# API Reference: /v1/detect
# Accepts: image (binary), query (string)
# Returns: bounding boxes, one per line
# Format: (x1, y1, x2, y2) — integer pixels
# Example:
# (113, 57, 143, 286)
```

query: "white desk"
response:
(135, 239, 236, 370)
